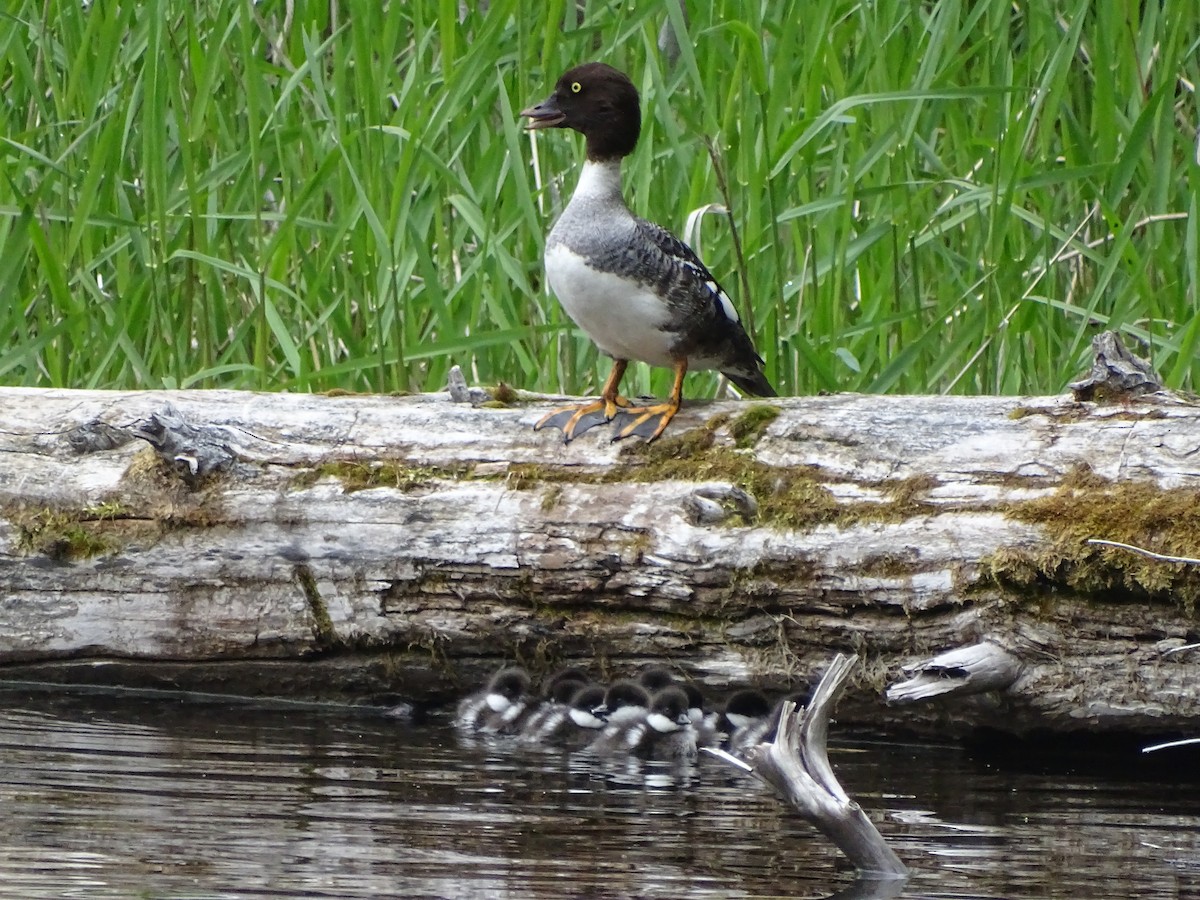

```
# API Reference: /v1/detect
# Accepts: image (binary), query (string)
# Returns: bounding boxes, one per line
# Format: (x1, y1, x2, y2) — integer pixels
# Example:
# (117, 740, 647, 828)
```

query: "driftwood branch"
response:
(886, 642, 1023, 703)
(709, 654, 908, 880)
(1143, 737, 1200, 753)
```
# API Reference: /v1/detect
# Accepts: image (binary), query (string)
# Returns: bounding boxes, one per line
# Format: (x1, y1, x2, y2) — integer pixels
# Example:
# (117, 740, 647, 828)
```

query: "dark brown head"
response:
(520, 62, 641, 162)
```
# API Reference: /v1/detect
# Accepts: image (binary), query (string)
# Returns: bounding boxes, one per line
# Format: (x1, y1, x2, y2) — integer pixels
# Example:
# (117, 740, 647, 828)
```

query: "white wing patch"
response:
(708, 280, 739, 323)
(680, 256, 739, 324)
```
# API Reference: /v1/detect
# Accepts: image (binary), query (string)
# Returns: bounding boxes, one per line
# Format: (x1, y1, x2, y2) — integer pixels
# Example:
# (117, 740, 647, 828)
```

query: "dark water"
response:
(0, 685, 1197, 899)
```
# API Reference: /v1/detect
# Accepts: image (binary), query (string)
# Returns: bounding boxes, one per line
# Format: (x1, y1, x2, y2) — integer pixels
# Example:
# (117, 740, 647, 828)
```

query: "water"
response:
(0, 685, 1197, 899)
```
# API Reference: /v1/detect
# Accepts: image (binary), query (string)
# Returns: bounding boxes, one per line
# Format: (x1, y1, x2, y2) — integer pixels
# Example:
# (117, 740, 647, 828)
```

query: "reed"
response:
(2, 1, 1197, 398)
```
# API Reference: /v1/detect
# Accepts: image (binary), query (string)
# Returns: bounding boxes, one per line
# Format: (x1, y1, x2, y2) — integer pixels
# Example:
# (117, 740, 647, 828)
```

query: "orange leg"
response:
(534, 359, 632, 443)
(611, 358, 687, 443)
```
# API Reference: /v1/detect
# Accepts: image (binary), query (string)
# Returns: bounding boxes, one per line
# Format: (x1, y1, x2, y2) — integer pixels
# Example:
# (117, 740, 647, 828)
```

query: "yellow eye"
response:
(571, 81, 582, 93)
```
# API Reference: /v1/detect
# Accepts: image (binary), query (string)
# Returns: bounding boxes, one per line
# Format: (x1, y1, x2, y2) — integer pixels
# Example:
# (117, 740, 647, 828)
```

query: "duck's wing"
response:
(633, 218, 742, 326)
(633, 218, 776, 397)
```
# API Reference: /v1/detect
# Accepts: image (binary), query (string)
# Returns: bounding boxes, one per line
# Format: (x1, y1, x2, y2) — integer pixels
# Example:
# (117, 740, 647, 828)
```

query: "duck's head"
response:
(567, 684, 608, 730)
(593, 678, 650, 724)
(484, 667, 531, 712)
(520, 62, 641, 161)
(646, 686, 692, 733)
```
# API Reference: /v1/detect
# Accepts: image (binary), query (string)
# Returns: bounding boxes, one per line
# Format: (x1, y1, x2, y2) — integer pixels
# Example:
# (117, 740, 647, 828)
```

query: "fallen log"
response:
(1, 364, 1198, 736)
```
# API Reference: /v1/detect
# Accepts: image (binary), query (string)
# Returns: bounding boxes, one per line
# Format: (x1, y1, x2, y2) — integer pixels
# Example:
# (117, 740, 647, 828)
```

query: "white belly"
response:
(545, 243, 675, 367)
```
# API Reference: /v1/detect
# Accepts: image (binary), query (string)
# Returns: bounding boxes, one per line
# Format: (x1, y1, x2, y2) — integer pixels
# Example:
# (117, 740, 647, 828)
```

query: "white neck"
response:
(573, 159, 623, 203)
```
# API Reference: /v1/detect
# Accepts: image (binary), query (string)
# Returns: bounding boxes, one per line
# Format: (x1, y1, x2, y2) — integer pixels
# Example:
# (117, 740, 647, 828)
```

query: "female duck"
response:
(521, 62, 775, 443)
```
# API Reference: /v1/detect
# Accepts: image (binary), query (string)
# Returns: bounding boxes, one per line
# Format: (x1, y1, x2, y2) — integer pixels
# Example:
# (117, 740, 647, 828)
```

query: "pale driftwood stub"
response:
(709, 654, 908, 879)
(886, 642, 1023, 703)
(1, 384, 1199, 735)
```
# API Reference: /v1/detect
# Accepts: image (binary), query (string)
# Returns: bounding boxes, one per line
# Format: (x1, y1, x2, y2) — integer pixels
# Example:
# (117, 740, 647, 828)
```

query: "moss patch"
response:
(11, 503, 134, 560)
(489, 382, 521, 405)
(295, 564, 337, 647)
(728, 404, 781, 448)
(289, 418, 943, 533)
(501, 423, 944, 531)
(990, 465, 1200, 611)
(621, 432, 943, 530)
(300, 460, 470, 492)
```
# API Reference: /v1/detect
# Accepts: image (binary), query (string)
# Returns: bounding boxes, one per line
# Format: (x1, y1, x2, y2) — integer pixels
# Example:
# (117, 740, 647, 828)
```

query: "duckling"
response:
(635, 664, 678, 694)
(679, 681, 721, 748)
(624, 686, 698, 763)
(584, 679, 651, 757)
(455, 666, 532, 734)
(720, 690, 770, 754)
(519, 667, 590, 741)
(539, 682, 609, 747)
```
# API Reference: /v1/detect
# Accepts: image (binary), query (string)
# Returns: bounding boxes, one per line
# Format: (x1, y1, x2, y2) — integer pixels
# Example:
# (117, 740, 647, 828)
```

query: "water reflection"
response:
(0, 685, 1196, 898)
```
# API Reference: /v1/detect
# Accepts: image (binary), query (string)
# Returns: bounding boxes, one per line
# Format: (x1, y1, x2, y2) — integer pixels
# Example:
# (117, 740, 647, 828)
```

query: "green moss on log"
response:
(989, 465, 1200, 612)
(11, 504, 130, 560)
(301, 460, 471, 492)
(295, 564, 337, 647)
(728, 404, 781, 447)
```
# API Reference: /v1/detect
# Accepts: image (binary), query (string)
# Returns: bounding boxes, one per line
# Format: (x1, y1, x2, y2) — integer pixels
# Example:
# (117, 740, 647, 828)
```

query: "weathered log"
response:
(1, 376, 1199, 736)
(708, 654, 908, 880)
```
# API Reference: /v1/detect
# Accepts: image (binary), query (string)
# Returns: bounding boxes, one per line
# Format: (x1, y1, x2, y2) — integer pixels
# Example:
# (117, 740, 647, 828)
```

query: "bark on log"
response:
(1, 381, 1199, 737)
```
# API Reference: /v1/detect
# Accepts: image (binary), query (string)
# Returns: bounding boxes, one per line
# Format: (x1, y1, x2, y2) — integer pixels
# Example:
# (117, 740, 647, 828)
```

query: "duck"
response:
(520, 62, 776, 443)
(537, 682, 608, 747)
(634, 665, 719, 747)
(519, 667, 591, 742)
(635, 664, 679, 694)
(565, 683, 609, 732)
(455, 666, 532, 734)
(679, 681, 722, 748)
(727, 689, 814, 755)
(583, 679, 652, 756)
(720, 688, 773, 754)
(623, 685, 699, 762)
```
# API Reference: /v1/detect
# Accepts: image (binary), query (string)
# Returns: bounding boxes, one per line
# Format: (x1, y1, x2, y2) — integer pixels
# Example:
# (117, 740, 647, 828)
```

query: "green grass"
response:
(2, 0, 1197, 398)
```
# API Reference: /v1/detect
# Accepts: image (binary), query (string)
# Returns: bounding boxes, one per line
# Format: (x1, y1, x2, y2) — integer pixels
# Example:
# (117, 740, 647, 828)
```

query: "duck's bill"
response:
(520, 98, 566, 129)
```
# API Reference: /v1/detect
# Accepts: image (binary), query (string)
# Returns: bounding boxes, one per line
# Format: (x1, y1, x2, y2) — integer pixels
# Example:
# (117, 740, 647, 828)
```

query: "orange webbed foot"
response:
(534, 396, 632, 443)
(610, 400, 680, 443)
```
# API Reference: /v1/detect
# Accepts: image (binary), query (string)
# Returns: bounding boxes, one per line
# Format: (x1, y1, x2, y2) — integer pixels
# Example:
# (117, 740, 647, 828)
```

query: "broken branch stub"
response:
(886, 641, 1023, 704)
(708, 654, 908, 879)
(1068, 331, 1165, 401)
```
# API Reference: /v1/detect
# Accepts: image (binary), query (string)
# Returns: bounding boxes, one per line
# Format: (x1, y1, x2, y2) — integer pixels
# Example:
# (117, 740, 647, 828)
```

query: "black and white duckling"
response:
(584, 679, 651, 756)
(635, 665, 718, 747)
(455, 666, 532, 734)
(565, 683, 609, 732)
(623, 686, 698, 763)
(680, 681, 721, 748)
(519, 667, 590, 741)
(521, 62, 776, 443)
(532, 682, 609, 747)
(727, 690, 813, 755)
(635, 664, 678, 694)
(720, 688, 773, 755)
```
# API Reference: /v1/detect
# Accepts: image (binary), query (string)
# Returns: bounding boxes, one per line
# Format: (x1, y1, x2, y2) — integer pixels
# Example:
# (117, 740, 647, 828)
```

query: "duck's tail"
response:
(722, 365, 777, 398)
